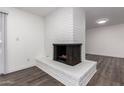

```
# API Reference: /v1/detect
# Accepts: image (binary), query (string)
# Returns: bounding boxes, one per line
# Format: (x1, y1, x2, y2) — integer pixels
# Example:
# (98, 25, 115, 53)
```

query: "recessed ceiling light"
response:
(96, 18, 109, 25)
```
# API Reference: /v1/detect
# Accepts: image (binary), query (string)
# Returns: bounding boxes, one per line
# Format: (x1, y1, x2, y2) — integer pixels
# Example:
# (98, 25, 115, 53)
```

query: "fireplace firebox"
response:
(53, 43, 82, 66)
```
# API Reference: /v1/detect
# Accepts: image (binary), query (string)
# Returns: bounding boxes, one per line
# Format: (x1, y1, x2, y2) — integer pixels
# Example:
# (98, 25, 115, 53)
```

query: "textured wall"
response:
(73, 8, 85, 61)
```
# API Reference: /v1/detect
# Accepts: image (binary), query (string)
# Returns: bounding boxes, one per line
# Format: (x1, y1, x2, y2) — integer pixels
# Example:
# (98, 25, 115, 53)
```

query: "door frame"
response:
(0, 12, 7, 74)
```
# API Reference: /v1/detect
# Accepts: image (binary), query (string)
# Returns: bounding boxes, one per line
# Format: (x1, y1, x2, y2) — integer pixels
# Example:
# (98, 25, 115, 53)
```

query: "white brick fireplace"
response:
(36, 7, 97, 86)
(44, 7, 85, 61)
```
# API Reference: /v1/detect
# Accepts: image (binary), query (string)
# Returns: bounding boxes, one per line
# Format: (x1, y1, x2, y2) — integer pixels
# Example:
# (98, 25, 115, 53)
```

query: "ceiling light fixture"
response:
(96, 18, 109, 25)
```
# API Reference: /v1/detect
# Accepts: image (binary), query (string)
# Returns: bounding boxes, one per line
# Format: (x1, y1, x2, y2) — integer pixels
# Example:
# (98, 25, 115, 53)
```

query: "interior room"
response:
(0, 7, 123, 86)
(85, 7, 124, 85)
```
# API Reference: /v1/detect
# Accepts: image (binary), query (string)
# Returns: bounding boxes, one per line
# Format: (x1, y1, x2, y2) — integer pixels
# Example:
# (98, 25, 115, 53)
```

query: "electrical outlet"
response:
(27, 58, 30, 62)
(16, 37, 20, 41)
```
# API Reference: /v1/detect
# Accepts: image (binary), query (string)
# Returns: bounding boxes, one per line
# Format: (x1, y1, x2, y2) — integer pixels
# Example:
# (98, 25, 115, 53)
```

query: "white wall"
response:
(86, 24, 124, 58)
(45, 7, 85, 61)
(0, 8, 44, 73)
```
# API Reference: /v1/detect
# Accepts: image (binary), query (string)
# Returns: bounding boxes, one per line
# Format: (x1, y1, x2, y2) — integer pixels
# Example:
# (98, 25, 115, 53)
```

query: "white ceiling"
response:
(18, 7, 57, 16)
(84, 7, 124, 29)
(18, 7, 124, 30)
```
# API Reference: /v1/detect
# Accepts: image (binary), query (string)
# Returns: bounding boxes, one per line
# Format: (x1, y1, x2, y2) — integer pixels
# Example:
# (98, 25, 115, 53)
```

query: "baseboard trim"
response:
(86, 53, 124, 59)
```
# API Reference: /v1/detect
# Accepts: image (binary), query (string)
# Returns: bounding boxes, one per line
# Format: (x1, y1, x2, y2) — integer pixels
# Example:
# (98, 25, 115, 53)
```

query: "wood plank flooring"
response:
(0, 66, 64, 86)
(0, 54, 124, 86)
(87, 54, 124, 86)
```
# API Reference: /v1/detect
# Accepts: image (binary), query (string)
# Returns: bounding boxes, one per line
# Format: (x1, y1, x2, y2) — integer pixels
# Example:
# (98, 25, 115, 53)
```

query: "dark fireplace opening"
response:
(56, 45, 67, 62)
(53, 43, 82, 66)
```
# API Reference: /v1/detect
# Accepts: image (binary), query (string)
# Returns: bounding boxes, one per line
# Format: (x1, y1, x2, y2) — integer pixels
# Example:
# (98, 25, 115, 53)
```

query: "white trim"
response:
(0, 13, 7, 74)
(4, 14, 7, 74)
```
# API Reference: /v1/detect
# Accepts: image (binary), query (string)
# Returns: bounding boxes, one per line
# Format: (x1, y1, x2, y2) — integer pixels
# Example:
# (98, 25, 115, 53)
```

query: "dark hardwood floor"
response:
(0, 54, 124, 86)
(0, 66, 64, 86)
(87, 54, 124, 86)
